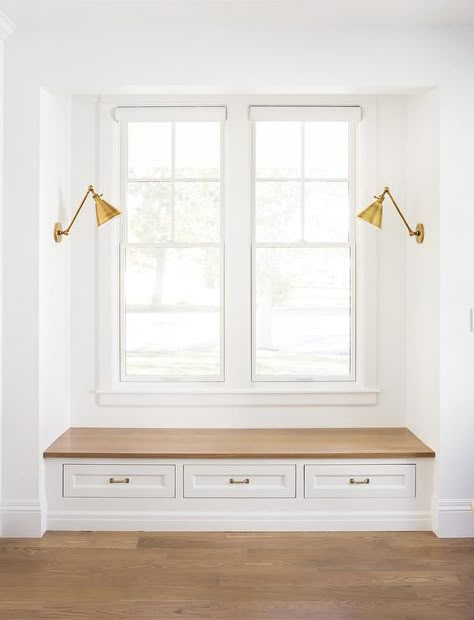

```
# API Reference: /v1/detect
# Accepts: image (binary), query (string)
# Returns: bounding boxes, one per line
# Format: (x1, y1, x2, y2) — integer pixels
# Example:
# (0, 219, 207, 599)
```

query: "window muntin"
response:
(252, 118, 355, 381)
(121, 115, 224, 380)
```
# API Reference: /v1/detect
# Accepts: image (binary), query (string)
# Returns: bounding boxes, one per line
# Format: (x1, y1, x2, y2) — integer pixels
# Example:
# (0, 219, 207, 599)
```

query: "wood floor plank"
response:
(0, 601, 213, 620)
(0, 532, 472, 620)
(0, 531, 140, 550)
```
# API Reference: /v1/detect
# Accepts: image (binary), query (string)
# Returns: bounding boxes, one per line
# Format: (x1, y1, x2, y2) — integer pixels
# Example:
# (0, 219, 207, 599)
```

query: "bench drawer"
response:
(304, 464, 416, 498)
(63, 464, 176, 498)
(183, 464, 296, 498)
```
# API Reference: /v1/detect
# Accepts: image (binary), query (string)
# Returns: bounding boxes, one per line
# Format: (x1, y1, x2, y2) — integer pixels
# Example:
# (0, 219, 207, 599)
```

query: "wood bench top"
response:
(44, 427, 435, 459)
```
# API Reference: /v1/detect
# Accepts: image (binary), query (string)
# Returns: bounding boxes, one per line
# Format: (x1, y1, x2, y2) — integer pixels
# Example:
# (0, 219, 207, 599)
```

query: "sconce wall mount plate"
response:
(413, 222, 424, 244)
(54, 222, 65, 243)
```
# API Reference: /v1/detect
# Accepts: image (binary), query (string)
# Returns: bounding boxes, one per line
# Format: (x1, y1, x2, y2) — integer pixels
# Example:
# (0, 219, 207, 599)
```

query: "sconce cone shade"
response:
(357, 196, 384, 230)
(93, 194, 122, 226)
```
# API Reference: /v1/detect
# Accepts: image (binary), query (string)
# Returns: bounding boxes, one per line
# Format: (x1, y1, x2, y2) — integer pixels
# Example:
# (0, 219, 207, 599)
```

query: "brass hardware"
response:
(109, 477, 130, 484)
(349, 478, 370, 485)
(229, 478, 250, 485)
(54, 185, 121, 243)
(357, 186, 424, 244)
(414, 222, 425, 244)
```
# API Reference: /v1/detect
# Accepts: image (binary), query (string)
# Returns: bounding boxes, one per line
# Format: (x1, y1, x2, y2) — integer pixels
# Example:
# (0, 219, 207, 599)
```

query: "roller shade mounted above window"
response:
(115, 106, 227, 122)
(248, 106, 362, 122)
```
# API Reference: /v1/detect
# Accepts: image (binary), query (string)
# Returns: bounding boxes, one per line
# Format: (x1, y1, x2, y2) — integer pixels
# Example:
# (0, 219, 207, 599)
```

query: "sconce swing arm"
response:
(379, 186, 422, 240)
(54, 185, 95, 242)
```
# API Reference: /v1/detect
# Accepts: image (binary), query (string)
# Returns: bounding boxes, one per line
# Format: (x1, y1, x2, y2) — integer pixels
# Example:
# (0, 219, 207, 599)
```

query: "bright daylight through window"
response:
(122, 111, 224, 380)
(118, 104, 356, 384)
(252, 115, 354, 380)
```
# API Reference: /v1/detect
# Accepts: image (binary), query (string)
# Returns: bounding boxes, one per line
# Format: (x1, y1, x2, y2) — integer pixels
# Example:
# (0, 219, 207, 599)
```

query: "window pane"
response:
(304, 182, 349, 242)
(255, 122, 300, 178)
(128, 122, 171, 179)
(255, 248, 351, 377)
(127, 182, 172, 242)
(304, 122, 348, 178)
(124, 247, 221, 378)
(255, 181, 301, 242)
(175, 122, 220, 178)
(175, 182, 220, 242)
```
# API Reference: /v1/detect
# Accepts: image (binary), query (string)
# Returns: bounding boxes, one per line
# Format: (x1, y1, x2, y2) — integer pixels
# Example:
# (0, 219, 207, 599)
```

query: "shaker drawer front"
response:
(183, 465, 296, 498)
(63, 464, 175, 498)
(304, 464, 416, 498)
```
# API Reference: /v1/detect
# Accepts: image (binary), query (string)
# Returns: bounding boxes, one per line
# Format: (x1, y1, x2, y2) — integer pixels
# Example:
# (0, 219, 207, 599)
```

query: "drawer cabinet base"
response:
(45, 458, 433, 533)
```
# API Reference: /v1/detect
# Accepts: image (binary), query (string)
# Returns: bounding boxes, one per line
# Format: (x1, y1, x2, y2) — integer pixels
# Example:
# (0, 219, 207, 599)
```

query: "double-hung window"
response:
(118, 107, 225, 381)
(100, 99, 374, 404)
(251, 106, 356, 381)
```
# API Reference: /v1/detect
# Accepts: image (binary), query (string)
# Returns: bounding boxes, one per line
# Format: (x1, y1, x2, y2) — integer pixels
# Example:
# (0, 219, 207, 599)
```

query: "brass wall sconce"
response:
(54, 185, 121, 243)
(357, 186, 424, 244)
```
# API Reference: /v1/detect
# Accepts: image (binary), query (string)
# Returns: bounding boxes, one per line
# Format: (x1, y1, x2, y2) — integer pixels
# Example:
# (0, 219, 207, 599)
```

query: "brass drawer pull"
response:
(109, 477, 130, 484)
(229, 478, 250, 485)
(349, 477, 370, 485)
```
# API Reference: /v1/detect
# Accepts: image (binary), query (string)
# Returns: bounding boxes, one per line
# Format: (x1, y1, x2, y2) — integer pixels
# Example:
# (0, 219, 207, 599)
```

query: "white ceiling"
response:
(2, 0, 474, 27)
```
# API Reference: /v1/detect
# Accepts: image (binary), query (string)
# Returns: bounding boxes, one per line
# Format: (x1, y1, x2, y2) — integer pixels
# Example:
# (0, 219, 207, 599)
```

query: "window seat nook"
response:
(43, 428, 435, 532)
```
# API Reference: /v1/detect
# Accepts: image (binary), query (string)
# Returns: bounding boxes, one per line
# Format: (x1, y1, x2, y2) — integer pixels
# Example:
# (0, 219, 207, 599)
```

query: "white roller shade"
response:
(115, 106, 227, 122)
(249, 106, 361, 122)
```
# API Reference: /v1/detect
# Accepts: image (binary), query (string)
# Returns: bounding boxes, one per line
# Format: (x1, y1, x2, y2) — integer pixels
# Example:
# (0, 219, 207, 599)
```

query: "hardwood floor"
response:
(0, 532, 473, 619)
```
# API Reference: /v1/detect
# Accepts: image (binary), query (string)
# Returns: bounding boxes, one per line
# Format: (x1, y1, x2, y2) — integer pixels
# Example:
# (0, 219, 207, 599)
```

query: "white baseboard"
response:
(0, 500, 45, 537)
(434, 499, 474, 538)
(48, 510, 432, 532)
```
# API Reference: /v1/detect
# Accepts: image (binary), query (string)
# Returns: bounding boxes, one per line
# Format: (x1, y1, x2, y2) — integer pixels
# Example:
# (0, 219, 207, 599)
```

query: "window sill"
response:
(95, 387, 379, 407)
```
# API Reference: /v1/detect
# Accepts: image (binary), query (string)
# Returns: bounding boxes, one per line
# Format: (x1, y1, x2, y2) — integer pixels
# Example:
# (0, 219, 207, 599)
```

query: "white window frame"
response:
(250, 106, 359, 382)
(116, 106, 226, 382)
(95, 94, 378, 407)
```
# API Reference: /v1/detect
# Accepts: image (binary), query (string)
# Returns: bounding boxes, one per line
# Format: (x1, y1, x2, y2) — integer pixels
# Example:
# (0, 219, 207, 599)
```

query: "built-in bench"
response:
(44, 427, 435, 532)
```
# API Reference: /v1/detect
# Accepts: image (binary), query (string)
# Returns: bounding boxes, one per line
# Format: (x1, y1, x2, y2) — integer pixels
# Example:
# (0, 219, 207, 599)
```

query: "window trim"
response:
(95, 94, 378, 407)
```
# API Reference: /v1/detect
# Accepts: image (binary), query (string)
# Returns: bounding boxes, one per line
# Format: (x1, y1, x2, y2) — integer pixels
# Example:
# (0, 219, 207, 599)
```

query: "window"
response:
(251, 107, 355, 381)
(118, 107, 225, 381)
(98, 99, 375, 405)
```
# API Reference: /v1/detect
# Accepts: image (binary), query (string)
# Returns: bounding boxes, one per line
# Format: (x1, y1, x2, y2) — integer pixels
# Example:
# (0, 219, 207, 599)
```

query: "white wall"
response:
(373, 95, 408, 427)
(0, 9, 14, 533)
(404, 89, 439, 453)
(0, 84, 72, 536)
(0, 5, 472, 535)
(0, 40, 2, 526)
(38, 88, 72, 529)
(437, 82, 474, 536)
(1, 44, 42, 536)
